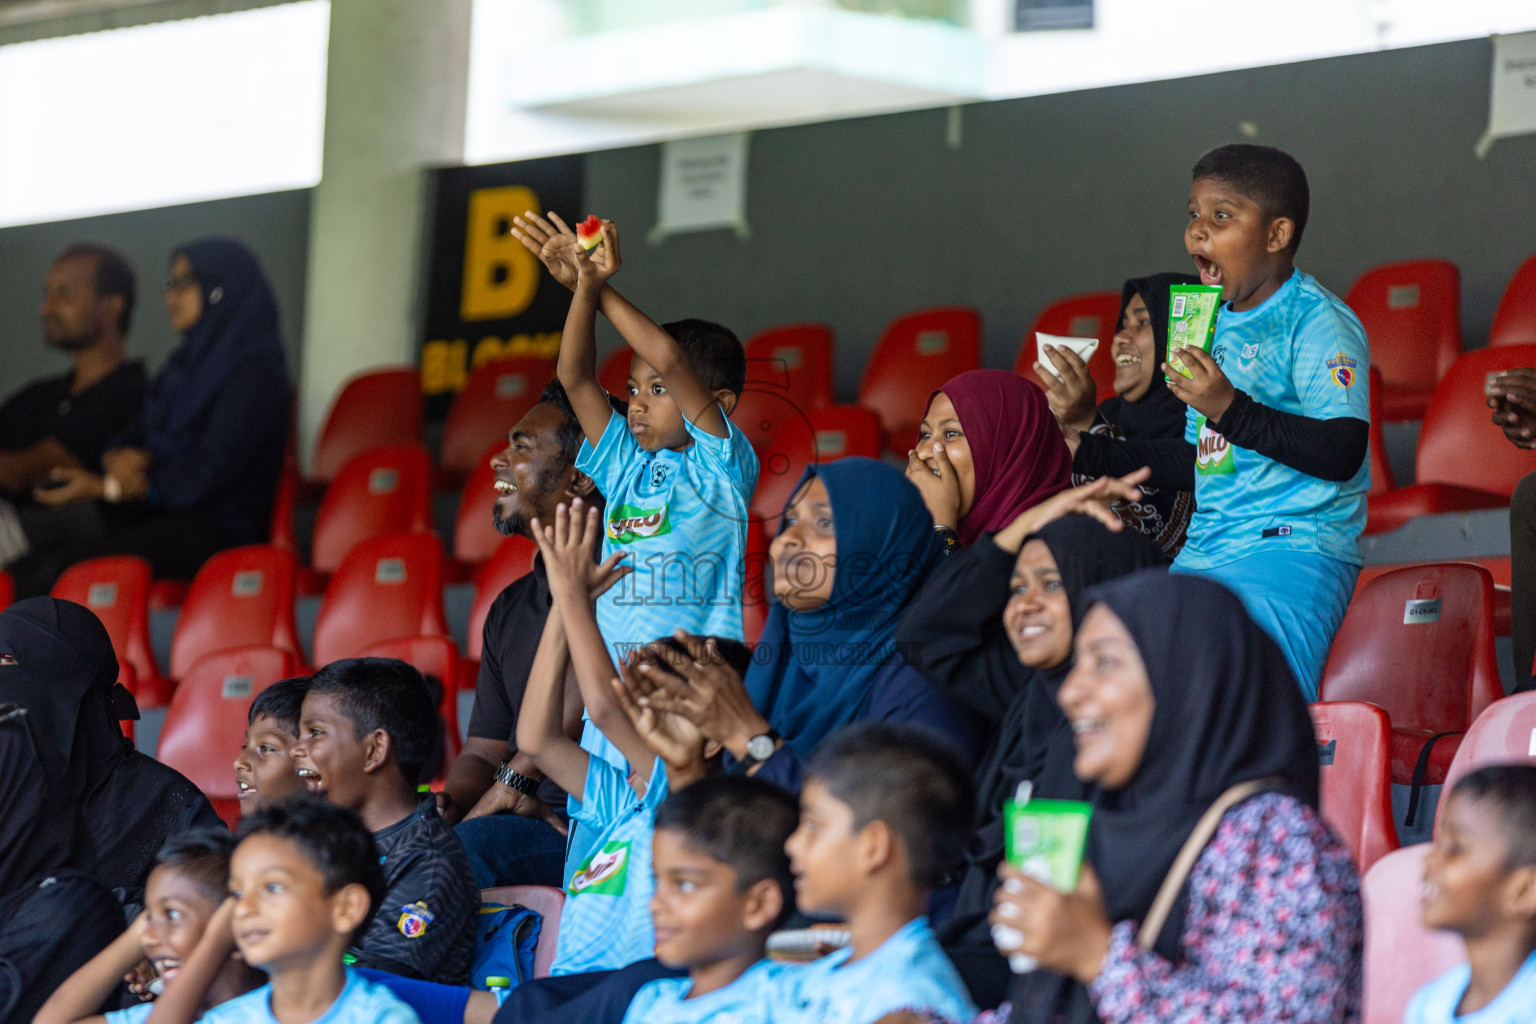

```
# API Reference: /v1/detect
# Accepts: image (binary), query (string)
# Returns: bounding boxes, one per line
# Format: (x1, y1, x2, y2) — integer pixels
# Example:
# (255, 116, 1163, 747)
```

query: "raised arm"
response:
(511, 211, 616, 442)
(513, 605, 590, 800)
(597, 282, 729, 438)
(534, 499, 659, 781)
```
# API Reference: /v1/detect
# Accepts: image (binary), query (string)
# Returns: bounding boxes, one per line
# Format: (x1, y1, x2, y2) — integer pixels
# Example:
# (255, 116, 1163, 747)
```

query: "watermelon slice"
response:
(577, 215, 604, 252)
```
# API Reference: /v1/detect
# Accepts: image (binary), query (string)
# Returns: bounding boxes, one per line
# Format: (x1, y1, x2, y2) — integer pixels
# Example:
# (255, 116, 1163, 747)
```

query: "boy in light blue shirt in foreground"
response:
(769, 723, 977, 1024)
(1405, 765, 1536, 1024)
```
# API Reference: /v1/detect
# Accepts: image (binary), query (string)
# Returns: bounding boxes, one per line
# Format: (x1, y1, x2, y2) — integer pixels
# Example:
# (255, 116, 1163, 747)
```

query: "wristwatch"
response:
(494, 760, 540, 796)
(739, 728, 782, 771)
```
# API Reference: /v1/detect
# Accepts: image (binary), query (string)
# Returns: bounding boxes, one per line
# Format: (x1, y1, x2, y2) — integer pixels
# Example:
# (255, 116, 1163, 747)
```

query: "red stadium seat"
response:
(730, 386, 816, 458)
(1309, 702, 1399, 873)
(744, 323, 836, 411)
(464, 535, 540, 680)
(480, 885, 565, 979)
(742, 517, 771, 645)
(1366, 345, 1536, 532)
(1346, 260, 1462, 421)
(859, 307, 981, 457)
(1360, 844, 1465, 1024)
(168, 546, 305, 680)
(1366, 366, 1394, 496)
(808, 405, 883, 461)
(361, 634, 464, 774)
(440, 357, 555, 482)
(1434, 691, 1536, 825)
(270, 455, 301, 555)
(0, 570, 11, 610)
(310, 366, 423, 483)
(598, 347, 631, 399)
(1356, 556, 1511, 636)
(52, 556, 171, 708)
(751, 421, 818, 525)
(156, 645, 298, 828)
(1488, 254, 1536, 347)
(310, 444, 435, 576)
(1019, 291, 1123, 400)
(1320, 564, 1502, 802)
(453, 442, 509, 568)
(311, 533, 449, 667)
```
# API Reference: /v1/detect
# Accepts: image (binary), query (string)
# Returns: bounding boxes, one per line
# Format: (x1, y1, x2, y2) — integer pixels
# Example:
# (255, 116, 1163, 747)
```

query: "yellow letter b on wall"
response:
(461, 185, 540, 321)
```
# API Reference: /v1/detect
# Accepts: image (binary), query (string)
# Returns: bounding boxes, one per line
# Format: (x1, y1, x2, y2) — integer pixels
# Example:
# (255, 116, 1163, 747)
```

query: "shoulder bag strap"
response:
(1136, 777, 1283, 952)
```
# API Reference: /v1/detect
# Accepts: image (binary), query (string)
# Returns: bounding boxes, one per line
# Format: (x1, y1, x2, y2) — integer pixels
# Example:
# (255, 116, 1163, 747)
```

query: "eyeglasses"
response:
(163, 274, 198, 292)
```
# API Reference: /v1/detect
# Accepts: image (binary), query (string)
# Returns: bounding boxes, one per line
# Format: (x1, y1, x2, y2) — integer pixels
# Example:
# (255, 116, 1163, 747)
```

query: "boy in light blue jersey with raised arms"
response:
(513, 211, 757, 770)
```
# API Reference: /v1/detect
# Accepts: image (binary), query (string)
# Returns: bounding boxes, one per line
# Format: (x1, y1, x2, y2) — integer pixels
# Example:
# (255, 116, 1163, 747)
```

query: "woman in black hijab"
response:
(15, 238, 290, 597)
(0, 598, 150, 1019)
(1037, 273, 1200, 559)
(991, 572, 1362, 1024)
(935, 514, 1164, 1008)
(0, 598, 221, 908)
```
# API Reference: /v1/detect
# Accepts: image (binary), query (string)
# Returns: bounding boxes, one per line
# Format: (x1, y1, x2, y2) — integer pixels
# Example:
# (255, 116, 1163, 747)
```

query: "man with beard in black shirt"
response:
(0, 245, 146, 567)
(439, 379, 623, 888)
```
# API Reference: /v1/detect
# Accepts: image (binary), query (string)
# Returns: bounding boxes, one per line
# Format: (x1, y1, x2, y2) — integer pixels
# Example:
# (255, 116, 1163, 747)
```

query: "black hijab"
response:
(0, 598, 219, 908)
(145, 238, 286, 463)
(1008, 572, 1318, 1023)
(0, 599, 138, 895)
(949, 518, 1165, 959)
(974, 517, 1167, 821)
(1096, 273, 1200, 440)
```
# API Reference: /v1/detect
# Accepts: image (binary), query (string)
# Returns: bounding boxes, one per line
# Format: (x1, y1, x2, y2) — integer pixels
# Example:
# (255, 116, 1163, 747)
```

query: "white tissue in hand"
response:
(1036, 334, 1099, 380)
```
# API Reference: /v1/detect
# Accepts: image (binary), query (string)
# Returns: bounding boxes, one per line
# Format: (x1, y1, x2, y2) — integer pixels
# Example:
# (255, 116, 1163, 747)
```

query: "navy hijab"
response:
(144, 238, 286, 462)
(745, 457, 941, 756)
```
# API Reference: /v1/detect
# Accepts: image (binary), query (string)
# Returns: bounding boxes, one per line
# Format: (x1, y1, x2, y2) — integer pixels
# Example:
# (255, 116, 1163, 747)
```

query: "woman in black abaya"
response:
(936, 514, 1164, 1008)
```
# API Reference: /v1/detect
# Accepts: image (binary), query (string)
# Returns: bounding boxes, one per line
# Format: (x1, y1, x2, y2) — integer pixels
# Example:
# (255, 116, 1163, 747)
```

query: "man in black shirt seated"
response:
(439, 379, 621, 888)
(0, 244, 146, 567)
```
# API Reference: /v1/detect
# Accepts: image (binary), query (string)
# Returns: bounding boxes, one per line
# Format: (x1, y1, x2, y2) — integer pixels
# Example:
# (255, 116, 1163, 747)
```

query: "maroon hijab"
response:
(930, 369, 1072, 544)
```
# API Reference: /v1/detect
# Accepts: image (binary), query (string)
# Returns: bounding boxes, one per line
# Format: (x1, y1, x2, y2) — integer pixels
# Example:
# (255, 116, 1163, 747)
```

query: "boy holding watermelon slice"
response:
(512, 211, 758, 772)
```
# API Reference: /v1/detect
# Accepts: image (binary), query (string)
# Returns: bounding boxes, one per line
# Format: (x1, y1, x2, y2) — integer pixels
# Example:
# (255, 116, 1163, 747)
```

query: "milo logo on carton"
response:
(1195, 416, 1235, 476)
(607, 504, 672, 545)
(569, 840, 631, 896)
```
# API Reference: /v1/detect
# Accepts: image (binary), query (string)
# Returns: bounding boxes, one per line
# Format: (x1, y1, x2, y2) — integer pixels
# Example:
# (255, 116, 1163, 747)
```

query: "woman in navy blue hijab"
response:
(16, 238, 290, 595)
(629, 456, 977, 791)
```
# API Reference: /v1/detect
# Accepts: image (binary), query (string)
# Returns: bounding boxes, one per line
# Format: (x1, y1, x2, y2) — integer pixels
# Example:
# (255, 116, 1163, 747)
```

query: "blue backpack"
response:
(470, 901, 542, 990)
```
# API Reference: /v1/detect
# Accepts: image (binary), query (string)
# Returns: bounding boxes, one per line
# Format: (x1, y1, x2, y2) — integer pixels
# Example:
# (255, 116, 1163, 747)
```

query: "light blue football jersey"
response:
(1176, 269, 1370, 572)
(551, 756, 668, 976)
(767, 917, 976, 1024)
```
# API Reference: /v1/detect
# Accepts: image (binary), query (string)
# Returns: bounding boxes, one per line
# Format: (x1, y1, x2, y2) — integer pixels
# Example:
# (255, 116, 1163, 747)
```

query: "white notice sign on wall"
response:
(650, 133, 750, 244)
(1476, 30, 1536, 158)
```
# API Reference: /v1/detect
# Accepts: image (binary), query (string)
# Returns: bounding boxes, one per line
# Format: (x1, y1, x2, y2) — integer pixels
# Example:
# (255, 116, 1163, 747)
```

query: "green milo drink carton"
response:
(1164, 283, 1222, 381)
(998, 790, 1093, 973)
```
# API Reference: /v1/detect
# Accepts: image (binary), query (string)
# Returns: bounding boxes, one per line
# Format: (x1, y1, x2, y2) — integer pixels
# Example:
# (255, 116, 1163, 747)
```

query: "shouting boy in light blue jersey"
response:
(1071, 144, 1370, 699)
(1163, 143, 1370, 698)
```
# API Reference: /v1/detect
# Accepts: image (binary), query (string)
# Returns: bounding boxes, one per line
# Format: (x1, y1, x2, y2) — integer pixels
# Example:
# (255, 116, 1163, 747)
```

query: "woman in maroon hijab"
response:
(907, 369, 1073, 551)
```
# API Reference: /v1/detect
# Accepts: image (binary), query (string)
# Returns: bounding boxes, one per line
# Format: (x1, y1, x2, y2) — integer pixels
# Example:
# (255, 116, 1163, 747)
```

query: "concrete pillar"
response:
(298, 0, 471, 471)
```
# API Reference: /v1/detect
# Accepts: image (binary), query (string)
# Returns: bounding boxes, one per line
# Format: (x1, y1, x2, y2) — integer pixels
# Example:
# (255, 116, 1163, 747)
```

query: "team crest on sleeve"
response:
(1326, 353, 1358, 388)
(397, 901, 434, 938)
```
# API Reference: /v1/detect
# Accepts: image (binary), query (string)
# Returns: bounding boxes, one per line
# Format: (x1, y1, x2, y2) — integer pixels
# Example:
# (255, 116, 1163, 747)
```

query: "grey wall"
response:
(584, 37, 1536, 398)
(1, 37, 1530, 410)
(0, 189, 311, 389)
